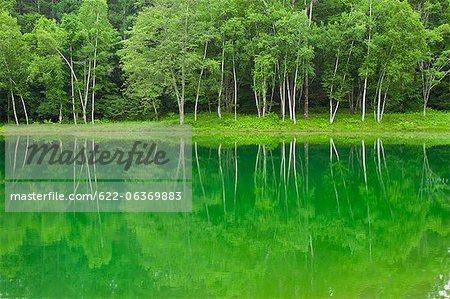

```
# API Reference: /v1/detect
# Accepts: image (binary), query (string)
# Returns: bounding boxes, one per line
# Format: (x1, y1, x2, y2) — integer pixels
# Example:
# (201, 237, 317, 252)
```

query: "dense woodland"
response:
(0, 0, 449, 125)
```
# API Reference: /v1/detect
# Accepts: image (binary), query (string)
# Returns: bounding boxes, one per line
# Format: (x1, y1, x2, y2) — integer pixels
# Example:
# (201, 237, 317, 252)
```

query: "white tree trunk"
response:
(170, 70, 183, 124)
(376, 73, 385, 122)
(362, 0, 372, 122)
(54, 47, 85, 122)
(70, 48, 77, 125)
(180, 64, 186, 125)
(194, 41, 208, 121)
(287, 74, 293, 120)
(91, 13, 99, 125)
(232, 50, 238, 121)
(217, 42, 225, 119)
(10, 89, 19, 125)
(20, 95, 29, 125)
(292, 60, 299, 124)
(59, 103, 62, 123)
(253, 76, 261, 117)
(262, 77, 267, 117)
(329, 53, 340, 124)
(82, 59, 91, 124)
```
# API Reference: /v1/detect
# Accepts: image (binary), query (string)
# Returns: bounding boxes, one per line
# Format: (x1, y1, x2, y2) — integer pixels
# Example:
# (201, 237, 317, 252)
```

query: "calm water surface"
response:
(0, 137, 449, 298)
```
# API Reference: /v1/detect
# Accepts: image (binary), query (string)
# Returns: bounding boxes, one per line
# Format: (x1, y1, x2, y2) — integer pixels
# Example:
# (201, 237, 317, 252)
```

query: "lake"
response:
(0, 136, 449, 298)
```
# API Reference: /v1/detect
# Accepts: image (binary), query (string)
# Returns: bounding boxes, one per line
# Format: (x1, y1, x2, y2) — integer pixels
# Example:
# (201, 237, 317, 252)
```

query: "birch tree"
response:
(360, 0, 427, 122)
(32, 1, 117, 124)
(420, 24, 450, 116)
(27, 17, 67, 122)
(322, 9, 367, 123)
(77, 0, 118, 124)
(121, 0, 203, 124)
(221, 17, 245, 120)
(253, 54, 276, 117)
(275, 10, 314, 124)
(361, 0, 372, 122)
(0, 12, 30, 125)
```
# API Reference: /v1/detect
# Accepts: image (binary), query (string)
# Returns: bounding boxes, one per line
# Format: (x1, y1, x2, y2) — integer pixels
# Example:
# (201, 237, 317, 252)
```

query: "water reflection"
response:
(0, 136, 449, 298)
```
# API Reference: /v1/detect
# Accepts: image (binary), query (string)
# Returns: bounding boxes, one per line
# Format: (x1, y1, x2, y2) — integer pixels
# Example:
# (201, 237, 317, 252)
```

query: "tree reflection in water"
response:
(0, 137, 448, 298)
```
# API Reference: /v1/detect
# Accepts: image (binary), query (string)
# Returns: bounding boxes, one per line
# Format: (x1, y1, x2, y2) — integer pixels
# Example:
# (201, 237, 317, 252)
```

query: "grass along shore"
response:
(1, 111, 449, 146)
(2, 110, 449, 133)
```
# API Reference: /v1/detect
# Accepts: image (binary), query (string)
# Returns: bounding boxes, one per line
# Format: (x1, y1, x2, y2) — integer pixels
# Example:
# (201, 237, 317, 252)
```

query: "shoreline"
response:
(1, 112, 449, 145)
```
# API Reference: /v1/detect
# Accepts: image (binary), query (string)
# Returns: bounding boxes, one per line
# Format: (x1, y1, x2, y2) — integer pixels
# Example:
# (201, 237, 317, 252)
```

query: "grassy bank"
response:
(176, 110, 450, 133)
(1, 110, 449, 137)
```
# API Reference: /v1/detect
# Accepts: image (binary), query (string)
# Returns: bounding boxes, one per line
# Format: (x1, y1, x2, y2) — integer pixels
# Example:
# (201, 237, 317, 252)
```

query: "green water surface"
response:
(0, 137, 449, 298)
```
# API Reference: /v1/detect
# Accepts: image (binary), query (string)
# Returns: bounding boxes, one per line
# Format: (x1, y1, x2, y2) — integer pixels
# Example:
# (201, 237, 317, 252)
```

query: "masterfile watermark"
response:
(5, 125, 192, 212)
(25, 141, 170, 171)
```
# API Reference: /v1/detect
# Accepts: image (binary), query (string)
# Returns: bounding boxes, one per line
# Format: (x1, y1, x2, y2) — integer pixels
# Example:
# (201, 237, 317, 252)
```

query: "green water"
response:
(0, 137, 449, 298)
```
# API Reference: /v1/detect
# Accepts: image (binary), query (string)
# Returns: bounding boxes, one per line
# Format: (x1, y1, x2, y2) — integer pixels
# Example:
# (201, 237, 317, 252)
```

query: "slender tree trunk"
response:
(232, 50, 238, 121)
(304, 70, 309, 118)
(91, 13, 99, 125)
(262, 78, 267, 116)
(287, 74, 293, 120)
(330, 102, 340, 124)
(377, 89, 382, 122)
(422, 68, 429, 117)
(330, 53, 340, 124)
(423, 89, 431, 117)
(194, 41, 208, 121)
(269, 70, 276, 112)
(292, 59, 299, 124)
(302, 0, 313, 119)
(380, 92, 387, 121)
(170, 70, 183, 124)
(362, 0, 372, 122)
(373, 68, 387, 120)
(152, 100, 158, 117)
(10, 89, 19, 125)
(278, 72, 283, 119)
(362, 76, 368, 121)
(7, 94, 10, 124)
(349, 83, 354, 113)
(180, 64, 186, 125)
(356, 80, 362, 112)
(82, 59, 91, 124)
(217, 41, 225, 119)
(59, 103, 62, 123)
(253, 75, 261, 117)
(54, 47, 84, 121)
(70, 47, 77, 124)
(343, 41, 354, 115)
(376, 73, 385, 122)
(19, 95, 29, 125)
(377, 87, 382, 122)
(421, 62, 450, 116)
(281, 57, 287, 120)
(178, 3, 190, 125)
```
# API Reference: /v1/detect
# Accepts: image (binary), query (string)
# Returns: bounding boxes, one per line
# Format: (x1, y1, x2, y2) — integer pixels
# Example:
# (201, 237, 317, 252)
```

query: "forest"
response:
(0, 0, 449, 125)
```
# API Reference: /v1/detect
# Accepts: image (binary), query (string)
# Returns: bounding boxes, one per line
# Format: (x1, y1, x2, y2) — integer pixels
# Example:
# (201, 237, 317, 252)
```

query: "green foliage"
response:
(120, 0, 211, 123)
(0, 0, 449, 124)
(25, 17, 66, 120)
(0, 11, 30, 123)
(0, 0, 16, 13)
(321, 9, 367, 103)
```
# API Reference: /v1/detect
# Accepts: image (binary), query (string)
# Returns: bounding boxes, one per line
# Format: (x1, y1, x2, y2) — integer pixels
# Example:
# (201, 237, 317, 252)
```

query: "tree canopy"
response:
(0, 0, 449, 124)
